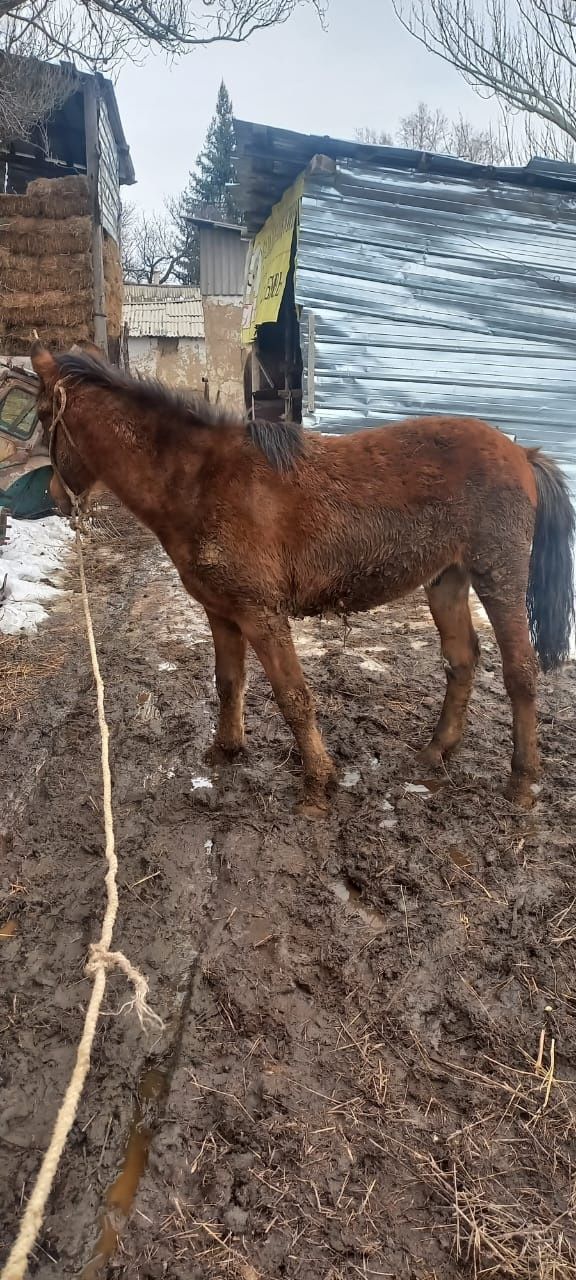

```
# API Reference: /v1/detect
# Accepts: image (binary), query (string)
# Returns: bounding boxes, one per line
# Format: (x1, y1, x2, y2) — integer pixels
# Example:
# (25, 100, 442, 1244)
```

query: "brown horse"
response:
(32, 341, 574, 815)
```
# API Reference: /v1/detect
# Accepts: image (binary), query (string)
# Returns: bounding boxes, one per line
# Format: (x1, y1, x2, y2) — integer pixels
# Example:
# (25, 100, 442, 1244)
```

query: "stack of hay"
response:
(0, 175, 123, 354)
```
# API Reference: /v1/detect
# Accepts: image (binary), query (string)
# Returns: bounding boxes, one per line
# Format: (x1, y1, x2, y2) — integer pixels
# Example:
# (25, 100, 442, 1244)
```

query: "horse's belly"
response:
(290, 511, 460, 617)
(293, 565, 440, 618)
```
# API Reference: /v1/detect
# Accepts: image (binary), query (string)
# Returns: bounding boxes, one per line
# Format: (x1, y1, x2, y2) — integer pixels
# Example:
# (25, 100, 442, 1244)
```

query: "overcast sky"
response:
(117, 0, 498, 213)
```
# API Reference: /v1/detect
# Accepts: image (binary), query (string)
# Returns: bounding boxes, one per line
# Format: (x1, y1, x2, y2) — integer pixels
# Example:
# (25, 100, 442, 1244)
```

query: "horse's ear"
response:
(71, 340, 108, 363)
(31, 342, 58, 384)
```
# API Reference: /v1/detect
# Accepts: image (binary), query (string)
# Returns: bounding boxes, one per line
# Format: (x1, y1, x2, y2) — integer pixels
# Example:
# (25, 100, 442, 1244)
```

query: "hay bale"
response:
(0, 195, 31, 216)
(0, 181, 122, 350)
(0, 248, 91, 294)
(1, 288, 93, 329)
(0, 176, 91, 221)
(0, 324, 92, 355)
(0, 215, 92, 257)
(26, 175, 90, 202)
(26, 176, 91, 219)
(103, 233, 123, 340)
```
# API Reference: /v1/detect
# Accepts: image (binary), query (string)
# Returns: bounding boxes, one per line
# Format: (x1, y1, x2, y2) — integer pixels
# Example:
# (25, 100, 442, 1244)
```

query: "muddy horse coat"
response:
(32, 343, 575, 815)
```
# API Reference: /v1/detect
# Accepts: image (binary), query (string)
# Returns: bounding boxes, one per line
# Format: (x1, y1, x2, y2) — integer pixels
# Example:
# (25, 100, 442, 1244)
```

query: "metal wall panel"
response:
(296, 163, 576, 491)
(98, 97, 120, 241)
(199, 225, 248, 296)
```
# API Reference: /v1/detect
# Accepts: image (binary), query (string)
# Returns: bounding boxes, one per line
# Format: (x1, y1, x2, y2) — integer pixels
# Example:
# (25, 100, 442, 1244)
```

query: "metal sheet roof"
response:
(233, 118, 576, 234)
(123, 285, 204, 338)
(296, 161, 576, 496)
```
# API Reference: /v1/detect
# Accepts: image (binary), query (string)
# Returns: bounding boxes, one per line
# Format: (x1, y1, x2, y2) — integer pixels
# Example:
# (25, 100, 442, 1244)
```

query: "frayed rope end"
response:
(86, 943, 165, 1032)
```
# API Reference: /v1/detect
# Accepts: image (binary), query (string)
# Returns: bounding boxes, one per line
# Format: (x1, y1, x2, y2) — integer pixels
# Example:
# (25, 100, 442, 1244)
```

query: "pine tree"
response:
(169, 80, 240, 284)
(192, 80, 238, 220)
(168, 187, 200, 285)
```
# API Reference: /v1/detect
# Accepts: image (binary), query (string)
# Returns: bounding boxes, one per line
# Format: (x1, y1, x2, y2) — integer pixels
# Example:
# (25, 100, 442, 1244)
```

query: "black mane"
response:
(54, 351, 304, 474)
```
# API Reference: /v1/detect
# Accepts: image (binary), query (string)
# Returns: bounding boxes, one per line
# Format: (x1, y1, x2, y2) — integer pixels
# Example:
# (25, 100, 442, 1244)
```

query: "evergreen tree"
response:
(169, 80, 240, 284)
(192, 80, 239, 220)
(168, 187, 200, 285)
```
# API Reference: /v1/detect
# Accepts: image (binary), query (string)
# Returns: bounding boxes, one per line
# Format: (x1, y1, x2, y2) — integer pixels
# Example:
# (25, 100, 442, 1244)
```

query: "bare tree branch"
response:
(121, 205, 185, 283)
(0, 50, 73, 146)
(1, 0, 326, 70)
(355, 126, 394, 145)
(393, 0, 576, 153)
(357, 101, 511, 164)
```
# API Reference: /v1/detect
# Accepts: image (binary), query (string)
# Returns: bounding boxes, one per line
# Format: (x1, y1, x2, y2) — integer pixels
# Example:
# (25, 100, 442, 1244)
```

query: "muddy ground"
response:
(1, 505, 576, 1280)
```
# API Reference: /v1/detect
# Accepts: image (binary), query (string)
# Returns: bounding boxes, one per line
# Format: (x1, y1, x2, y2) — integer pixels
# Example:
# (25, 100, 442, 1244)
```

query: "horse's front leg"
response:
(242, 612, 336, 816)
(206, 611, 247, 757)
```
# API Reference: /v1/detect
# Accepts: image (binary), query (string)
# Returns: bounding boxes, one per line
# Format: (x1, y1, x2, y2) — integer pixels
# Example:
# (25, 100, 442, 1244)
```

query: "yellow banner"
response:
(241, 173, 304, 344)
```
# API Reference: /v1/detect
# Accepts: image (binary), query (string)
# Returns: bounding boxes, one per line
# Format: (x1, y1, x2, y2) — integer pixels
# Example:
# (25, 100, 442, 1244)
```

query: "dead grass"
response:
(408, 1041, 576, 1278)
(0, 619, 77, 720)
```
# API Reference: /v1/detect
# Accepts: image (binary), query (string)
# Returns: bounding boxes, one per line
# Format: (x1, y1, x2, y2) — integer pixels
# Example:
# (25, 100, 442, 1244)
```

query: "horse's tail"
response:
(526, 448, 575, 672)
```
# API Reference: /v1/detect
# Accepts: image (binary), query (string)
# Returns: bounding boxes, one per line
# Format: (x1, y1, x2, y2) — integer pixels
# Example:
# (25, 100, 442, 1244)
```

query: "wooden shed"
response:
(0, 58, 135, 359)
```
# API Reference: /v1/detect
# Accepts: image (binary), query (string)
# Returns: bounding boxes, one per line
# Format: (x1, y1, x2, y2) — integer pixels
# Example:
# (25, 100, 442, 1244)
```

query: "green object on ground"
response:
(0, 466, 57, 519)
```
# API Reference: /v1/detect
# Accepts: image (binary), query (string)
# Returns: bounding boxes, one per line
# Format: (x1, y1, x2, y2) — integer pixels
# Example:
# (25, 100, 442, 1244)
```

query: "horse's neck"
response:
(78, 405, 202, 525)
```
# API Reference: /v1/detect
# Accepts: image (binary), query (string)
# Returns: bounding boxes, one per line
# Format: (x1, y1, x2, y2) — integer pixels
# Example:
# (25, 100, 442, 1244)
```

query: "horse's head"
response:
(31, 341, 101, 516)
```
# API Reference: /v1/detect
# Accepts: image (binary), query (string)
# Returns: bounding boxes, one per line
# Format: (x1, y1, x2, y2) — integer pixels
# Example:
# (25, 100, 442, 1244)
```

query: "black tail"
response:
(526, 449, 575, 672)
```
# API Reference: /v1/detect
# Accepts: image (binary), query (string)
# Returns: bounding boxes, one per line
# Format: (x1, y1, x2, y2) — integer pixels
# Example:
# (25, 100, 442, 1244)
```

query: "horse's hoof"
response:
(296, 799, 330, 820)
(505, 776, 539, 809)
(205, 741, 246, 766)
(417, 743, 444, 770)
(325, 766, 339, 793)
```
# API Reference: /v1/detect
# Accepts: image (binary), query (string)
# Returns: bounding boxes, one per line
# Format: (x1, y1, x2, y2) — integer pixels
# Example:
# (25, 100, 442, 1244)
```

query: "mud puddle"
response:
(80, 1067, 168, 1279)
(332, 874, 386, 929)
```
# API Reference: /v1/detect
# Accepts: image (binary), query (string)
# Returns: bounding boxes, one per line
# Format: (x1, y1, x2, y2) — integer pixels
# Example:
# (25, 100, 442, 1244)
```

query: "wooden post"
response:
(121, 321, 130, 373)
(250, 344, 259, 420)
(83, 77, 108, 356)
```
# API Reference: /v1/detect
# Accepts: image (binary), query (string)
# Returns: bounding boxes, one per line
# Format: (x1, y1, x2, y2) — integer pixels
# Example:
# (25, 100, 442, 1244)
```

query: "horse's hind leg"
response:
(420, 566, 479, 768)
(241, 612, 336, 816)
(471, 581, 539, 807)
(207, 612, 247, 757)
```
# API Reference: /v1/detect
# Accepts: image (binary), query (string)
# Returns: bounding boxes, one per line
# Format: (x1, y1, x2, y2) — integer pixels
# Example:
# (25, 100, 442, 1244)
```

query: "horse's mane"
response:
(54, 351, 304, 474)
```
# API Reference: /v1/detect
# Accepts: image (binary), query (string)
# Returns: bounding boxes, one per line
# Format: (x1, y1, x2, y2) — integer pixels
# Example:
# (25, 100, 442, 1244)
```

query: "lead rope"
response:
(1, 520, 163, 1280)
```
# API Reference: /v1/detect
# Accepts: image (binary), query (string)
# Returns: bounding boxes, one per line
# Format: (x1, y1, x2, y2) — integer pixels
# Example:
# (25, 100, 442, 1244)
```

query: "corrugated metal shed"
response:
(233, 118, 576, 233)
(123, 285, 205, 338)
(193, 222, 248, 296)
(233, 121, 576, 498)
(296, 161, 576, 496)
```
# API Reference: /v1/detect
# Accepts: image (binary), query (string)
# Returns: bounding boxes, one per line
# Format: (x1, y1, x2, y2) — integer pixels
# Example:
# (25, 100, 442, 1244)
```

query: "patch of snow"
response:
(0, 516, 72, 635)
(404, 782, 431, 796)
(360, 657, 390, 674)
(158, 660, 178, 671)
(342, 767, 361, 789)
(191, 775, 213, 790)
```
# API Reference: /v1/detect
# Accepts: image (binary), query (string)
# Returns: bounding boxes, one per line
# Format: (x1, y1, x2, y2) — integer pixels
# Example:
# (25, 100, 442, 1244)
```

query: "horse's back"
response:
(314, 414, 535, 504)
